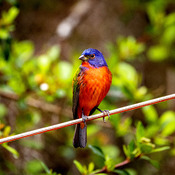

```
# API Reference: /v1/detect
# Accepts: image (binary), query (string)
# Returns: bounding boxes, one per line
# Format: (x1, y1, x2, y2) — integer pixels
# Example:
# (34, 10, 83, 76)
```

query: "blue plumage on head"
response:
(81, 48, 108, 68)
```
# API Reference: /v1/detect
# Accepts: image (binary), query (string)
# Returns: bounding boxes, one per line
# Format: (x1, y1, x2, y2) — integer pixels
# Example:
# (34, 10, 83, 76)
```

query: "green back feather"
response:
(72, 67, 81, 119)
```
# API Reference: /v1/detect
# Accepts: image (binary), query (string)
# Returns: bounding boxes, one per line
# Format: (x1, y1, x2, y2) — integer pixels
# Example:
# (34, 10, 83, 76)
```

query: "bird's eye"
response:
(90, 54, 95, 59)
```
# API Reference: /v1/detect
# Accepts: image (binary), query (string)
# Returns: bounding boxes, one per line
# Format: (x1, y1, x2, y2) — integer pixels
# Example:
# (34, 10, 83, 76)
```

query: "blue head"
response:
(79, 48, 108, 68)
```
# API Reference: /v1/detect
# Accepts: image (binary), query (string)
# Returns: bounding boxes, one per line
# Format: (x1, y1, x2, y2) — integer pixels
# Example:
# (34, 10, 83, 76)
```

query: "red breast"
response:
(77, 62, 112, 118)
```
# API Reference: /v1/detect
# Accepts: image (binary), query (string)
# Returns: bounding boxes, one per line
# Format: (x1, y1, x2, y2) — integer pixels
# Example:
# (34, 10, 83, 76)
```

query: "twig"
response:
(56, 0, 95, 40)
(0, 94, 175, 144)
(95, 155, 141, 174)
(94, 159, 130, 174)
(0, 90, 61, 114)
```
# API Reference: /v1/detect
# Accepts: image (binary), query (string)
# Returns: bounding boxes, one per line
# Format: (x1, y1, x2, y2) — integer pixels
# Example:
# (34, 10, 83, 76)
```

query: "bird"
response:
(72, 48, 112, 148)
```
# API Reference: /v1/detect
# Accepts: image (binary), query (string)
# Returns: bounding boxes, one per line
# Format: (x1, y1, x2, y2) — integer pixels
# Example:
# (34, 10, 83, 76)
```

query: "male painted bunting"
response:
(72, 48, 112, 148)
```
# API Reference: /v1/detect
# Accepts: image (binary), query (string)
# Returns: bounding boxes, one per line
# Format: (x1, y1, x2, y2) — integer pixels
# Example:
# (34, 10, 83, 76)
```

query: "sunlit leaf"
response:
(2, 143, 19, 159)
(2, 7, 19, 24)
(151, 146, 170, 153)
(136, 121, 145, 142)
(47, 45, 60, 61)
(0, 28, 9, 39)
(3, 126, 11, 137)
(162, 26, 175, 45)
(73, 160, 85, 174)
(142, 105, 158, 123)
(123, 145, 129, 158)
(105, 156, 115, 171)
(13, 41, 34, 65)
(117, 36, 145, 60)
(148, 45, 169, 61)
(55, 61, 73, 82)
(88, 162, 94, 173)
(160, 111, 175, 136)
(38, 55, 51, 72)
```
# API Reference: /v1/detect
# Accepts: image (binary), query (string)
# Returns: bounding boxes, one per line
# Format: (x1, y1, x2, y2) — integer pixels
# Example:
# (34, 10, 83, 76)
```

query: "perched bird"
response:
(72, 48, 112, 148)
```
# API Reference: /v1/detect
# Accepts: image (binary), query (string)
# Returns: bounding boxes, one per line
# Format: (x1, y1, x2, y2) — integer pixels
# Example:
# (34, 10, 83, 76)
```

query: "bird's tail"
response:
(73, 123, 87, 148)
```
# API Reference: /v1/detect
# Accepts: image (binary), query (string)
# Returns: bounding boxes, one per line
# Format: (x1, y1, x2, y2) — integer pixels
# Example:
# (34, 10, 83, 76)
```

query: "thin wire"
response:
(0, 94, 175, 144)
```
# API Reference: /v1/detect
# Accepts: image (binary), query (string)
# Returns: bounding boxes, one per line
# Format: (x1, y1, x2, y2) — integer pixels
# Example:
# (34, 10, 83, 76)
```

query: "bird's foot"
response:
(82, 113, 88, 124)
(96, 108, 110, 122)
(103, 110, 110, 120)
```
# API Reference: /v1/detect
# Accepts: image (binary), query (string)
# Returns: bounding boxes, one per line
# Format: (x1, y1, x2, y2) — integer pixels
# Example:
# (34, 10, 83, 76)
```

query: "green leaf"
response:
(117, 62, 138, 89)
(123, 145, 129, 158)
(141, 156, 159, 169)
(73, 160, 85, 174)
(2, 143, 19, 159)
(88, 162, 94, 173)
(113, 169, 130, 175)
(142, 106, 158, 123)
(105, 156, 115, 172)
(40, 161, 50, 174)
(0, 28, 9, 39)
(88, 145, 105, 160)
(164, 12, 175, 26)
(55, 61, 73, 82)
(3, 126, 11, 137)
(160, 111, 175, 136)
(128, 140, 135, 153)
(151, 146, 170, 153)
(135, 86, 148, 101)
(136, 121, 145, 142)
(123, 140, 138, 160)
(117, 36, 145, 60)
(148, 45, 169, 61)
(38, 55, 51, 72)
(25, 159, 44, 174)
(162, 25, 175, 45)
(2, 7, 19, 25)
(125, 168, 137, 175)
(102, 145, 120, 160)
(154, 137, 169, 145)
(13, 41, 34, 65)
(140, 142, 154, 154)
(0, 104, 7, 120)
(47, 45, 60, 61)
(117, 118, 132, 136)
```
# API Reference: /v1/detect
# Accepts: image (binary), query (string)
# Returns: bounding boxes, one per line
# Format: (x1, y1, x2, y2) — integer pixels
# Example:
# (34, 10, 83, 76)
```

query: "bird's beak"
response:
(79, 55, 88, 61)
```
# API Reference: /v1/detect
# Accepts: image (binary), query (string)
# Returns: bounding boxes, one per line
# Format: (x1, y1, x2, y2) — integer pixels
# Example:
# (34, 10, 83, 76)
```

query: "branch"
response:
(0, 90, 62, 114)
(95, 155, 141, 174)
(56, 0, 95, 40)
(0, 94, 175, 144)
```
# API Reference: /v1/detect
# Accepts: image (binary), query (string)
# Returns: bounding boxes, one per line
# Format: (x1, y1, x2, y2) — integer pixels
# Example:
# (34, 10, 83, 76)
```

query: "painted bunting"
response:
(72, 48, 112, 148)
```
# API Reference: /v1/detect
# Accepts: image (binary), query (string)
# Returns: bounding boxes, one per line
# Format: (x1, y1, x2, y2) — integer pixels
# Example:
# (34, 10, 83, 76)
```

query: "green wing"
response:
(72, 67, 81, 119)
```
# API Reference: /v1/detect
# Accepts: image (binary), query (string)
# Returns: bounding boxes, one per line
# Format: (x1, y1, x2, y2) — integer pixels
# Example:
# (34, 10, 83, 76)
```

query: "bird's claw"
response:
(82, 114, 88, 124)
(102, 110, 110, 123)
(103, 117, 106, 123)
(96, 108, 110, 123)
(104, 110, 110, 119)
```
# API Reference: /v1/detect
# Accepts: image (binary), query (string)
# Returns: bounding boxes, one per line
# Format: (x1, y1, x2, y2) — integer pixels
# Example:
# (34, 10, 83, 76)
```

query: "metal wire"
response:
(1, 93, 175, 144)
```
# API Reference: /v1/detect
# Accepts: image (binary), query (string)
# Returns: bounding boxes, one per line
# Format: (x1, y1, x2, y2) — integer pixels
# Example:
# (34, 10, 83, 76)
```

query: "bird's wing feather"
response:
(72, 67, 81, 119)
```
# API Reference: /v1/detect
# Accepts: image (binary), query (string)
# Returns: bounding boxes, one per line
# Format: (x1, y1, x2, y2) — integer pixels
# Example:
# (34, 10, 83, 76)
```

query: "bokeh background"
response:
(1, 0, 175, 174)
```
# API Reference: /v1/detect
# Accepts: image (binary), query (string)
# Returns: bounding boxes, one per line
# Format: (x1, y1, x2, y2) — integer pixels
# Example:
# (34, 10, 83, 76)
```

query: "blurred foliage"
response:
(0, 0, 175, 175)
